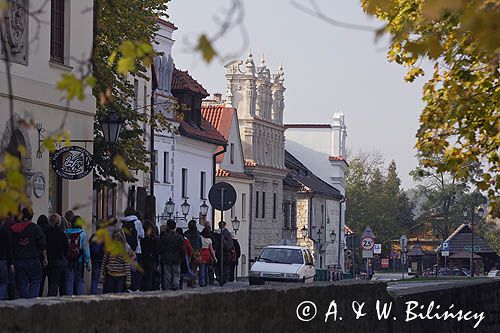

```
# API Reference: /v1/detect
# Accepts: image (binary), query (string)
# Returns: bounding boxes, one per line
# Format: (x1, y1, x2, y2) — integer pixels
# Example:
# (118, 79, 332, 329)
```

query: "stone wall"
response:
(1, 280, 499, 333)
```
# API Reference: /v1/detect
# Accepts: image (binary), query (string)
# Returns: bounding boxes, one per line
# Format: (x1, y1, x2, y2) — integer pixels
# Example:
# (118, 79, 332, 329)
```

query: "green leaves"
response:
(108, 40, 156, 75)
(196, 34, 217, 63)
(57, 73, 85, 101)
(362, 0, 500, 217)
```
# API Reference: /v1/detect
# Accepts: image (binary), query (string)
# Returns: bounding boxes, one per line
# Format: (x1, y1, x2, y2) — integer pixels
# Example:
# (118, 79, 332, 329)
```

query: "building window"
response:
(262, 191, 266, 219)
(291, 203, 297, 229)
(182, 168, 188, 198)
(230, 143, 235, 164)
(134, 79, 139, 110)
(200, 171, 206, 199)
(273, 193, 277, 219)
(321, 204, 325, 225)
(163, 152, 169, 183)
(241, 193, 247, 220)
(283, 202, 290, 229)
(255, 191, 259, 218)
(230, 205, 235, 219)
(153, 150, 158, 182)
(50, 0, 65, 63)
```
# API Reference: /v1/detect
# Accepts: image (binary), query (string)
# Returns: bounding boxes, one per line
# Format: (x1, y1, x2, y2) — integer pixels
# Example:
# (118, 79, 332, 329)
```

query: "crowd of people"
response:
(0, 207, 241, 300)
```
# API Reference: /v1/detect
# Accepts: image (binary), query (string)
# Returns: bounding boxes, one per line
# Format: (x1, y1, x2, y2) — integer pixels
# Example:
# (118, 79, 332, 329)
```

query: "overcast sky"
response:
(168, 0, 428, 190)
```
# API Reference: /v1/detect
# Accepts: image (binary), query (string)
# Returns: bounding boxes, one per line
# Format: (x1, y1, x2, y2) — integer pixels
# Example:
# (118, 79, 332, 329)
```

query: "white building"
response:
(1, 0, 95, 224)
(285, 113, 348, 270)
(224, 52, 288, 258)
(202, 97, 253, 277)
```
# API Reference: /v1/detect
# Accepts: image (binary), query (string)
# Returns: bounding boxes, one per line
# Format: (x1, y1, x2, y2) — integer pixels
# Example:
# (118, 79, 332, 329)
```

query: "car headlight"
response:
(285, 273, 300, 279)
(250, 271, 262, 277)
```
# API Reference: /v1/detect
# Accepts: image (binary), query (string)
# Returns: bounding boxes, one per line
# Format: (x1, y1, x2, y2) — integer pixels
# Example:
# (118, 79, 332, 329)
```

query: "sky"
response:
(168, 0, 428, 190)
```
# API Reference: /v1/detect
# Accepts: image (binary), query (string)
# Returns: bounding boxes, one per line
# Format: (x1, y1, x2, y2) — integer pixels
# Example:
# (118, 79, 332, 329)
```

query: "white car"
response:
(249, 245, 316, 285)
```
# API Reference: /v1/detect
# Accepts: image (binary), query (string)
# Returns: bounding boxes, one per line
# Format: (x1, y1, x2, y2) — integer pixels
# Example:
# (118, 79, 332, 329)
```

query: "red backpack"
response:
(68, 231, 82, 261)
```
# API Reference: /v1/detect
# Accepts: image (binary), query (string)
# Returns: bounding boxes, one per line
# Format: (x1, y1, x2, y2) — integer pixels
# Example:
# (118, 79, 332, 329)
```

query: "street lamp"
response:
(301, 226, 308, 239)
(463, 205, 485, 277)
(181, 199, 190, 217)
(231, 216, 240, 235)
(165, 198, 175, 217)
(200, 200, 209, 218)
(100, 111, 123, 144)
(330, 230, 337, 243)
(316, 229, 323, 244)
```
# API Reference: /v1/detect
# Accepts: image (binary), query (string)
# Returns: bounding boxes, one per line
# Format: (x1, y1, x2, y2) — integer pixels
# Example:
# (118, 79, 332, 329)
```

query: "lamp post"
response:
(316, 229, 323, 268)
(330, 230, 336, 243)
(181, 199, 190, 218)
(100, 111, 123, 145)
(231, 216, 240, 235)
(462, 205, 485, 277)
(301, 226, 308, 240)
(165, 198, 175, 217)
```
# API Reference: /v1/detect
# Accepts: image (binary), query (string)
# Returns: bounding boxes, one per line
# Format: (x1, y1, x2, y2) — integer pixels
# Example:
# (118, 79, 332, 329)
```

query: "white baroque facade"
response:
(224, 52, 287, 258)
(0, 0, 95, 225)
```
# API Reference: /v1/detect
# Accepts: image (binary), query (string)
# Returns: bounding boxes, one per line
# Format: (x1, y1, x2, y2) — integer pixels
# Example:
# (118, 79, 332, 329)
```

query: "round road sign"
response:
(361, 237, 374, 250)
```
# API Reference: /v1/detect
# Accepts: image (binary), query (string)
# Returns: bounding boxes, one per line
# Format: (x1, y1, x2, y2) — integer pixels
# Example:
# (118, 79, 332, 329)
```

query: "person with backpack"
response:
(0, 217, 14, 300)
(121, 207, 144, 291)
(11, 208, 47, 298)
(157, 220, 185, 291)
(64, 215, 90, 295)
(89, 221, 105, 295)
(45, 214, 69, 296)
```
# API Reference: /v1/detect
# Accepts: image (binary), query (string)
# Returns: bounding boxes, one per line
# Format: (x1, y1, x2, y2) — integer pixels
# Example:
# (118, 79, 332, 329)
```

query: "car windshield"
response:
(258, 248, 304, 264)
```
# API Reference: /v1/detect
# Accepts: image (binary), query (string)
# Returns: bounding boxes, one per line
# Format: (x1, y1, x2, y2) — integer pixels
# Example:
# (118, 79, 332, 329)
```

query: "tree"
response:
(345, 153, 414, 253)
(92, 0, 170, 190)
(411, 156, 487, 240)
(361, 0, 500, 217)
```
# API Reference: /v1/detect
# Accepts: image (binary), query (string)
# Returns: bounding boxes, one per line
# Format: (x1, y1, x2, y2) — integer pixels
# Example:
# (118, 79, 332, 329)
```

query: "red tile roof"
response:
(285, 124, 331, 129)
(202, 104, 236, 163)
(179, 117, 227, 146)
(172, 69, 209, 97)
(216, 168, 253, 180)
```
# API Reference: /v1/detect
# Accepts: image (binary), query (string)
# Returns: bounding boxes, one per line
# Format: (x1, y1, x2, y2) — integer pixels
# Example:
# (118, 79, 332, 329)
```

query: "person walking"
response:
(140, 222, 158, 291)
(228, 233, 241, 282)
(89, 221, 105, 295)
(199, 226, 216, 287)
(0, 217, 14, 300)
(11, 208, 47, 298)
(121, 208, 144, 291)
(36, 215, 50, 297)
(177, 228, 193, 289)
(64, 216, 90, 295)
(157, 220, 185, 291)
(184, 220, 201, 287)
(99, 229, 131, 294)
(45, 214, 69, 296)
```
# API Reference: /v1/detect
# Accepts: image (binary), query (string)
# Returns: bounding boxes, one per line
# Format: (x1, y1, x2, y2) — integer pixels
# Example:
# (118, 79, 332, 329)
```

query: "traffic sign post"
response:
(374, 243, 382, 254)
(441, 242, 450, 270)
(361, 226, 376, 279)
(208, 182, 237, 287)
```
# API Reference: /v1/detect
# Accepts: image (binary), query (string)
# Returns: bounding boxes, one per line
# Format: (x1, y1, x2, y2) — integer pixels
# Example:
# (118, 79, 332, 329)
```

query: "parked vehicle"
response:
(422, 265, 471, 277)
(249, 246, 316, 285)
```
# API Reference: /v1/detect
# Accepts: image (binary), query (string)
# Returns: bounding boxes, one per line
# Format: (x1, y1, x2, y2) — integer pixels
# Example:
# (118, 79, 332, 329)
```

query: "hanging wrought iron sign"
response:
(51, 146, 93, 180)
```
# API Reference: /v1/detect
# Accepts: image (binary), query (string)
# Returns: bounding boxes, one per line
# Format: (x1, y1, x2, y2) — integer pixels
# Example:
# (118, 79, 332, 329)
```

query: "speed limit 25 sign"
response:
(361, 237, 374, 250)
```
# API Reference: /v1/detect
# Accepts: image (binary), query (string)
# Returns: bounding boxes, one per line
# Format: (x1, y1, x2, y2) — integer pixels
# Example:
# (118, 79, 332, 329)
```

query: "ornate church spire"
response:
(245, 48, 255, 74)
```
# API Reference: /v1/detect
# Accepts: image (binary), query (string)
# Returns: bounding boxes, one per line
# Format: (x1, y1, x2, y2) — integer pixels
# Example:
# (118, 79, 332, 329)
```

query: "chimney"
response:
(213, 93, 222, 103)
